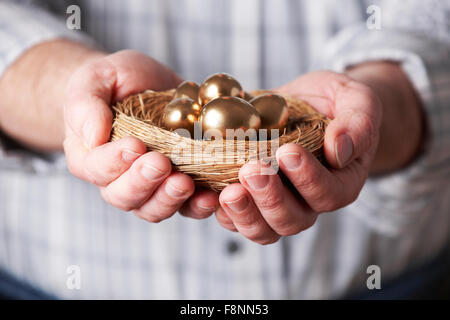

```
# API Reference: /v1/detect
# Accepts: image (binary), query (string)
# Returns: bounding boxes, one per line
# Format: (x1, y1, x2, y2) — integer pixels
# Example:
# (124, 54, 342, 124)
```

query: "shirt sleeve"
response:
(0, 1, 94, 172)
(322, 0, 450, 234)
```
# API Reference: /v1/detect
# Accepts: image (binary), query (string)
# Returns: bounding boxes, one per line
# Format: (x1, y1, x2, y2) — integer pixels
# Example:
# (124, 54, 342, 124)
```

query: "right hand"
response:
(64, 50, 219, 222)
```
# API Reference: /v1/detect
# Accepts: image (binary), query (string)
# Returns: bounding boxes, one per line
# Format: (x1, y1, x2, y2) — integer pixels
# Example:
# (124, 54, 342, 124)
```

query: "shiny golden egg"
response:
(162, 98, 200, 136)
(250, 94, 289, 137)
(174, 81, 201, 104)
(198, 73, 245, 106)
(200, 97, 261, 138)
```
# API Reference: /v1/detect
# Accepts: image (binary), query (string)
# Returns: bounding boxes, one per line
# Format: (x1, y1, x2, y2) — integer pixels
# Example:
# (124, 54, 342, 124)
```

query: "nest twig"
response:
(110, 89, 329, 191)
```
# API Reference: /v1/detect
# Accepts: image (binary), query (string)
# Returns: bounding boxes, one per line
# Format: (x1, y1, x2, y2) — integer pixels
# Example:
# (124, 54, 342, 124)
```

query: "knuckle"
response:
(350, 112, 379, 153)
(83, 166, 102, 186)
(347, 188, 361, 205)
(66, 159, 82, 179)
(255, 235, 280, 246)
(239, 222, 280, 245)
(236, 214, 258, 229)
(257, 193, 284, 212)
(104, 195, 135, 212)
(304, 183, 327, 203)
(128, 176, 157, 195)
(359, 84, 381, 117)
(214, 208, 236, 229)
(313, 198, 341, 213)
(145, 216, 164, 224)
(277, 222, 305, 237)
(303, 213, 318, 230)
(156, 191, 181, 210)
(134, 210, 163, 224)
(299, 183, 331, 211)
(217, 218, 238, 232)
(239, 223, 267, 242)
(134, 206, 170, 223)
(116, 65, 139, 84)
(293, 169, 322, 191)
(90, 60, 117, 86)
(99, 159, 123, 179)
(64, 145, 85, 180)
(356, 112, 376, 139)
(142, 155, 171, 176)
(265, 209, 294, 232)
(102, 192, 134, 212)
(101, 187, 140, 213)
(119, 204, 135, 212)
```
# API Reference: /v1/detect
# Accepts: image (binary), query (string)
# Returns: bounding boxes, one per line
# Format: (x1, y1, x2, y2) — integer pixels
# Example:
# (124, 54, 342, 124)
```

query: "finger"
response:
(219, 184, 280, 245)
(179, 189, 219, 220)
(134, 172, 195, 223)
(214, 206, 238, 232)
(83, 136, 147, 186)
(323, 78, 381, 169)
(63, 133, 89, 181)
(238, 162, 317, 236)
(276, 143, 366, 213)
(101, 151, 172, 211)
(64, 132, 146, 184)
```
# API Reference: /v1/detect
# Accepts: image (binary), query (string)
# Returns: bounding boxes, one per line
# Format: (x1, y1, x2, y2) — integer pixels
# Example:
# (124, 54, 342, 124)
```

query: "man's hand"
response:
(64, 50, 219, 221)
(215, 70, 384, 245)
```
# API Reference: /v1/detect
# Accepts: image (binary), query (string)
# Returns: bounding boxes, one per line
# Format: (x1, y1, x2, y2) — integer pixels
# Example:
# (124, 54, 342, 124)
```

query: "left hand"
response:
(215, 71, 382, 245)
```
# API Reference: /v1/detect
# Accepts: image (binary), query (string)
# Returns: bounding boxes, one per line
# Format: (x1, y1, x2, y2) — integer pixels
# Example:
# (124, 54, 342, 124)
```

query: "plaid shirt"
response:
(0, 0, 449, 299)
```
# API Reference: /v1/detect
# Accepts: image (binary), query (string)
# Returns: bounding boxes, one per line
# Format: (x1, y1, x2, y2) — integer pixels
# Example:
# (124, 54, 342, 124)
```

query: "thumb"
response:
(324, 81, 382, 169)
(64, 57, 116, 149)
(105, 50, 182, 102)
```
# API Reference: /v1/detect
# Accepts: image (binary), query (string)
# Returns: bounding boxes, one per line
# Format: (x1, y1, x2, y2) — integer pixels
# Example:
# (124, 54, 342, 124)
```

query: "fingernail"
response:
(279, 152, 301, 170)
(335, 134, 354, 168)
(82, 120, 94, 149)
(244, 174, 269, 190)
(122, 149, 141, 163)
(165, 181, 187, 198)
(225, 196, 249, 213)
(197, 203, 217, 212)
(141, 163, 166, 180)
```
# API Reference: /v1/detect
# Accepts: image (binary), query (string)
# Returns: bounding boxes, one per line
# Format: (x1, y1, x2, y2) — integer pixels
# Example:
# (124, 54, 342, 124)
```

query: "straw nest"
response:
(111, 89, 329, 192)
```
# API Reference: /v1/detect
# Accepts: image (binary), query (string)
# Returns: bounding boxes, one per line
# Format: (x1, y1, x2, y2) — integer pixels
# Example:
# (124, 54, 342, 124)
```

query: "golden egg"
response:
(250, 94, 289, 137)
(162, 98, 200, 136)
(200, 97, 261, 138)
(174, 81, 200, 103)
(198, 73, 245, 106)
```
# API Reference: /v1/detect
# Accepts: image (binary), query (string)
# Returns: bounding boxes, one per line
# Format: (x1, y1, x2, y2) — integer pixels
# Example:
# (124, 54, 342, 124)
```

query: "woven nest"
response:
(111, 89, 329, 192)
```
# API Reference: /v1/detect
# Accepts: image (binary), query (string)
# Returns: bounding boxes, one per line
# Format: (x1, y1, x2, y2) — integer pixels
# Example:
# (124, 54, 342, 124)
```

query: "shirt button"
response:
(226, 240, 240, 255)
